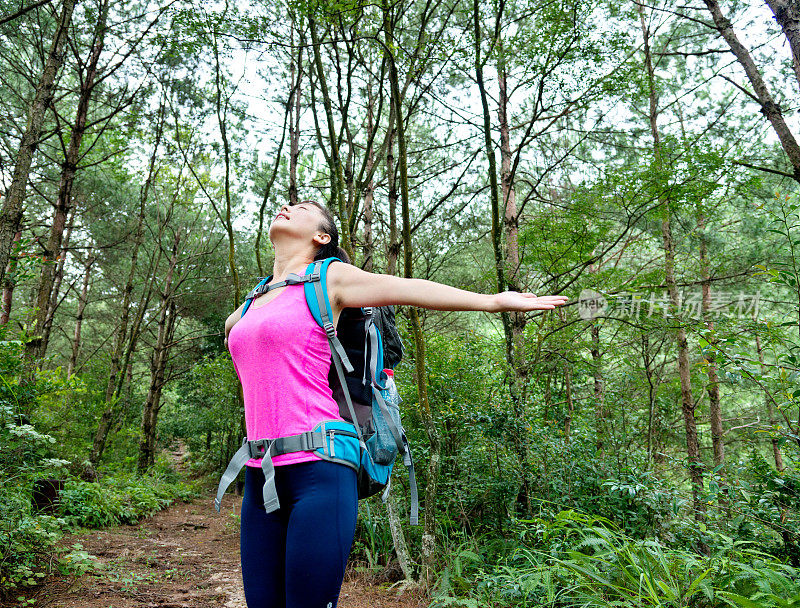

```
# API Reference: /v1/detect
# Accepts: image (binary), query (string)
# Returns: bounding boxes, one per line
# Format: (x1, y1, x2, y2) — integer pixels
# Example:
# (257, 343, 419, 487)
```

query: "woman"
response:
(224, 200, 567, 608)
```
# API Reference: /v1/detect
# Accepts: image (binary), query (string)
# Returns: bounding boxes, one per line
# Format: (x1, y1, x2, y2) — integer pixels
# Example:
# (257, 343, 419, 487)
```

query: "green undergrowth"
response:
(429, 511, 800, 608)
(1, 397, 198, 603)
(59, 471, 198, 529)
(1, 471, 198, 602)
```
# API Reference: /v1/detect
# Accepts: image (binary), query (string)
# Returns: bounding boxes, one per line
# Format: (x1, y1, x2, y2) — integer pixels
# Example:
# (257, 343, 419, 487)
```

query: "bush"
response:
(432, 511, 800, 608)
(59, 473, 197, 528)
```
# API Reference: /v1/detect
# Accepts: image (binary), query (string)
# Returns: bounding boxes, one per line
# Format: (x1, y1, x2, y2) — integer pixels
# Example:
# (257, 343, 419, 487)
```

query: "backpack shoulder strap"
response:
(242, 271, 317, 318)
(364, 310, 386, 389)
(303, 258, 354, 374)
(241, 276, 271, 317)
(304, 258, 364, 447)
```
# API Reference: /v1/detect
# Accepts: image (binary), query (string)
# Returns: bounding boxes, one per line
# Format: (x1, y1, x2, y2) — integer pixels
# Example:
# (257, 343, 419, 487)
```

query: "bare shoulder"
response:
(325, 261, 366, 308)
(326, 260, 402, 310)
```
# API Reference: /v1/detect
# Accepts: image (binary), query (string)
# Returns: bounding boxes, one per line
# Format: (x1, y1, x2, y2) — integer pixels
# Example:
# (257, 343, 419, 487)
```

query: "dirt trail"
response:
(33, 447, 428, 608)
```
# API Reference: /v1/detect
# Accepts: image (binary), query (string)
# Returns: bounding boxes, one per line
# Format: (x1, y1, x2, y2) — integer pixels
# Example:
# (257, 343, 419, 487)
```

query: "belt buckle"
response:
(250, 439, 270, 459)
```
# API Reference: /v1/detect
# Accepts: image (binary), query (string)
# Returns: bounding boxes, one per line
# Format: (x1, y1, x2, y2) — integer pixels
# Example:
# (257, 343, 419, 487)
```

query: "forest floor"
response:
(26, 445, 429, 608)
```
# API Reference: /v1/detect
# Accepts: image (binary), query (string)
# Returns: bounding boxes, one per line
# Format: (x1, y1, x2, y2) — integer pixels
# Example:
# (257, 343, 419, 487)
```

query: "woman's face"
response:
(269, 202, 330, 248)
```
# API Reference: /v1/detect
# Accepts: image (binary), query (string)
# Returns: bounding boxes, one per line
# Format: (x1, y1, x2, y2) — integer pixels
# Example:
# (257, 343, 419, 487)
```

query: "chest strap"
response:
(241, 273, 314, 317)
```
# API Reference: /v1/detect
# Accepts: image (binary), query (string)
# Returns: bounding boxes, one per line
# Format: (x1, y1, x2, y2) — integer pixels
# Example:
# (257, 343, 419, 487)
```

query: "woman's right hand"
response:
(490, 291, 569, 312)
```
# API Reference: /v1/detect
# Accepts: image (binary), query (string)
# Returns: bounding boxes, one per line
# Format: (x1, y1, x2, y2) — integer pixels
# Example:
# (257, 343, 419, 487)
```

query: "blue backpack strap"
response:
(242, 272, 317, 318)
(364, 312, 386, 389)
(241, 276, 271, 317)
(303, 258, 337, 326)
(303, 258, 354, 373)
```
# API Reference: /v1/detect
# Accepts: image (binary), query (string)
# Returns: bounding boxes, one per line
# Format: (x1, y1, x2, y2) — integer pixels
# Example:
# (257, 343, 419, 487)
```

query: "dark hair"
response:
(294, 200, 350, 263)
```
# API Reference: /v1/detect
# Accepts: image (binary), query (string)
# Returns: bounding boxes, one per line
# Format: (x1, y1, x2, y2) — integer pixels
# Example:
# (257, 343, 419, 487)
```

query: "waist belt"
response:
(213, 424, 357, 513)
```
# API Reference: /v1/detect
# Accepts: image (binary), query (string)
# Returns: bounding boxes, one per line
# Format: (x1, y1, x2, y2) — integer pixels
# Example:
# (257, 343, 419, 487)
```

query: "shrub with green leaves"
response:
(58, 473, 197, 528)
(0, 354, 74, 599)
(432, 511, 800, 608)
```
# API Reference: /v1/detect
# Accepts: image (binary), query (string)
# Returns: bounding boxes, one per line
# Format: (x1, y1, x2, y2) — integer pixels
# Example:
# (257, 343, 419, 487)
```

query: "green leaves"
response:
(457, 511, 800, 607)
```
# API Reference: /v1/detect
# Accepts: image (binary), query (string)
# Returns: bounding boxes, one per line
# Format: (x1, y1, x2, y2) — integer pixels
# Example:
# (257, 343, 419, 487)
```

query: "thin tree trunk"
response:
(498, 36, 525, 388)
(308, 16, 353, 258)
(29, 0, 108, 361)
(212, 25, 241, 305)
(497, 37, 533, 509)
(702, 0, 800, 183)
(255, 81, 291, 275)
(1, 230, 22, 324)
(386, 491, 413, 581)
(699, 211, 724, 472)
(662, 107, 705, 523)
(40, 205, 75, 354)
(89, 102, 164, 468)
(386, 121, 399, 276)
(543, 368, 552, 422)
(639, 3, 705, 522)
(756, 331, 785, 471)
(642, 333, 656, 465)
(289, 25, 302, 207)
(763, 0, 800, 91)
(363, 76, 376, 272)
(0, 0, 77, 288)
(591, 323, 605, 450)
(474, 0, 514, 375)
(289, 28, 305, 205)
(138, 234, 179, 474)
(384, 0, 435, 586)
(564, 360, 573, 444)
(68, 248, 93, 377)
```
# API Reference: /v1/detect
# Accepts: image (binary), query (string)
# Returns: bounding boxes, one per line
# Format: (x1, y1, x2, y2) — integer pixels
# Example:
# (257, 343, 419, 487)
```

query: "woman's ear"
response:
(313, 232, 332, 246)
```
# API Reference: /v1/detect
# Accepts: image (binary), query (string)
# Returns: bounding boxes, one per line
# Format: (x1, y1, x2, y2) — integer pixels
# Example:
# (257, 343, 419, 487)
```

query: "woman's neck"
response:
(271, 246, 315, 280)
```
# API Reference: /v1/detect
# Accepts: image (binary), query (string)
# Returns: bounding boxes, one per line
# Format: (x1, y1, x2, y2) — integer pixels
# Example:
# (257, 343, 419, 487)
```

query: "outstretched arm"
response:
(326, 262, 568, 313)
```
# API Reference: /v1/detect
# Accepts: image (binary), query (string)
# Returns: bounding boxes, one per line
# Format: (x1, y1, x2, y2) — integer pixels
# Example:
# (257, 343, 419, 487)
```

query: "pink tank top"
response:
(227, 284, 341, 467)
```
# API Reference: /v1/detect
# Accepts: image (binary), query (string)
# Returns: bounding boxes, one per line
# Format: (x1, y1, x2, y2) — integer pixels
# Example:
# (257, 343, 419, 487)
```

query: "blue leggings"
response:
(240, 461, 358, 608)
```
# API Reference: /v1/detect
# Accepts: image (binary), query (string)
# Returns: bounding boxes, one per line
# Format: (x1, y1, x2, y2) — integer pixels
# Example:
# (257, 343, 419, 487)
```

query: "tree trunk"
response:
(642, 333, 657, 465)
(386, 122, 399, 276)
(498, 37, 526, 392)
(89, 104, 164, 467)
(67, 248, 93, 377)
(255, 84, 291, 275)
(563, 360, 573, 444)
(137, 234, 179, 474)
(591, 323, 606, 450)
(1, 230, 22, 324)
(29, 0, 108, 362)
(699, 211, 724, 472)
(40, 205, 75, 355)
(474, 0, 514, 377)
(308, 16, 353, 259)
(543, 368, 552, 422)
(639, 3, 705, 522)
(763, 0, 800, 91)
(384, 0, 436, 586)
(363, 76, 376, 272)
(386, 490, 414, 581)
(756, 331, 785, 471)
(0, 0, 77, 288)
(288, 24, 302, 207)
(212, 24, 241, 305)
(702, 0, 800, 183)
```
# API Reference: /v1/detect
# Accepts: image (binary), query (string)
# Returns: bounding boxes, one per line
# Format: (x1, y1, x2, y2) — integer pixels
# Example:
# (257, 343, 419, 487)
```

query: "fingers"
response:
(499, 291, 569, 312)
(519, 293, 568, 302)
(521, 295, 569, 311)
